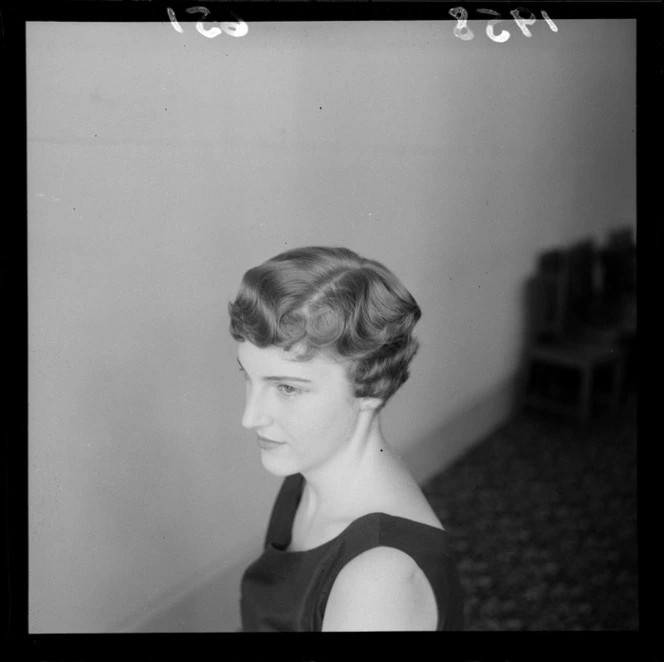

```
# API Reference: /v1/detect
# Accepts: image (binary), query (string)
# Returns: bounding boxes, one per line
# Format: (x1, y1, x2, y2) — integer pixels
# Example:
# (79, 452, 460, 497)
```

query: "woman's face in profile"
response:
(237, 341, 362, 476)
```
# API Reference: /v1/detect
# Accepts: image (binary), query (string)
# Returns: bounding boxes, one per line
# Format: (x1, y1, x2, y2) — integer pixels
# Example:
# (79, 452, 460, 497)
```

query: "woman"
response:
(229, 246, 463, 631)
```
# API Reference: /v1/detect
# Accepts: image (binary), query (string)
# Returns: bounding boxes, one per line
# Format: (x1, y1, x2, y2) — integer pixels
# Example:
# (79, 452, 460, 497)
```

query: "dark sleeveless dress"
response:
(240, 472, 464, 631)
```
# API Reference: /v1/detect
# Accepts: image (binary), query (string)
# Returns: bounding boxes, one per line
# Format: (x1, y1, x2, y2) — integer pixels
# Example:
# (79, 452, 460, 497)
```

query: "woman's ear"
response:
(358, 397, 383, 412)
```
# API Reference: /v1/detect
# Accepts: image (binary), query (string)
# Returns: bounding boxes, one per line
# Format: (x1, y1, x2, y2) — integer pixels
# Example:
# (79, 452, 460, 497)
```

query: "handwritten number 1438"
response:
(450, 6, 558, 42)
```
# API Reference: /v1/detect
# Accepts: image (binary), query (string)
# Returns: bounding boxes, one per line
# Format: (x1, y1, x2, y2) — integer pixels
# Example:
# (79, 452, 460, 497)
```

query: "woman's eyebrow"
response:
(264, 375, 312, 384)
(236, 357, 312, 383)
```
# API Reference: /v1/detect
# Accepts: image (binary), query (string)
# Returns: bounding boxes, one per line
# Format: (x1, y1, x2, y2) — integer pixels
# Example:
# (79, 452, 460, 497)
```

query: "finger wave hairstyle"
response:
(228, 246, 421, 405)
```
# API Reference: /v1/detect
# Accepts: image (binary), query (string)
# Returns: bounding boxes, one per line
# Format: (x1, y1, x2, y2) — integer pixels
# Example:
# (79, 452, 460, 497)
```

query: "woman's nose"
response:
(241, 387, 271, 430)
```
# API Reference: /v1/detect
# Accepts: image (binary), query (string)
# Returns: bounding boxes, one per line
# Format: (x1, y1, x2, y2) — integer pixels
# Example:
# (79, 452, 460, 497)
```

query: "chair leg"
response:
(579, 365, 593, 421)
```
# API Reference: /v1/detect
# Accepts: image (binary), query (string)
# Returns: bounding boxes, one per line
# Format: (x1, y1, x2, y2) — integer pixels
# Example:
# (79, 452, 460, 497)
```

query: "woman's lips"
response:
(257, 436, 285, 450)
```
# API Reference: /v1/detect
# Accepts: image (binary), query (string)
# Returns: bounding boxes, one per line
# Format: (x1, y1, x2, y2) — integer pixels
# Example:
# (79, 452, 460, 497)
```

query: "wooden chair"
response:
(522, 241, 625, 422)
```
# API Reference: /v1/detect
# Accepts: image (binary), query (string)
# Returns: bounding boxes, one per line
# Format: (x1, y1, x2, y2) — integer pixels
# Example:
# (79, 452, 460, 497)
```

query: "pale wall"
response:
(27, 18, 635, 632)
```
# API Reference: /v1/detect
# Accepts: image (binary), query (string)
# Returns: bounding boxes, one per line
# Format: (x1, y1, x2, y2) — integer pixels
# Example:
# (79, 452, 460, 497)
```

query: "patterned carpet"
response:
(422, 392, 638, 631)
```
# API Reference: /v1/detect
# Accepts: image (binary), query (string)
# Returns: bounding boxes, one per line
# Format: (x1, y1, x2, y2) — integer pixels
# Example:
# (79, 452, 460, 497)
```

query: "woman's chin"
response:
(259, 451, 295, 476)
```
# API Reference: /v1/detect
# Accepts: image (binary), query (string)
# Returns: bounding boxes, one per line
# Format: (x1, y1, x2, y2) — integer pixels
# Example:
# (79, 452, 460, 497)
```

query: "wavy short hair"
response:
(228, 246, 421, 405)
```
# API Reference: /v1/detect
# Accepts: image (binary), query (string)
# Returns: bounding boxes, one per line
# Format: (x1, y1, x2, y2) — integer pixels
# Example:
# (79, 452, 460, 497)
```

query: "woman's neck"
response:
(298, 411, 399, 520)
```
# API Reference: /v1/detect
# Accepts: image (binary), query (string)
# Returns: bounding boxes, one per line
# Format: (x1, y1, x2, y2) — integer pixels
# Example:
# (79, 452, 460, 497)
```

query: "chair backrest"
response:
(532, 248, 569, 342)
(607, 226, 635, 250)
(531, 272, 567, 342)
(601, 227, 636, 303)
(565, 240, 597, 329)
(532, 240, 600, 342)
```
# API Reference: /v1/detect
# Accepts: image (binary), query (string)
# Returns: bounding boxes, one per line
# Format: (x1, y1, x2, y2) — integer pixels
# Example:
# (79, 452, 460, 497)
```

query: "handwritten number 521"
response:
(167, 6, 249, 38)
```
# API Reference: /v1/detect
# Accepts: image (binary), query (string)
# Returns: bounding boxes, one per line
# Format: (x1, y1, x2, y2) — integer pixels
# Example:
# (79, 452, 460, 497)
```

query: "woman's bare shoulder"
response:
(321, 545, 438, 631)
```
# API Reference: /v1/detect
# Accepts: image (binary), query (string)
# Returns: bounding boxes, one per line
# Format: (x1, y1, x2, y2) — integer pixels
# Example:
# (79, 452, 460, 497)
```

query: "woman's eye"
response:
(277, 384, 301, 396)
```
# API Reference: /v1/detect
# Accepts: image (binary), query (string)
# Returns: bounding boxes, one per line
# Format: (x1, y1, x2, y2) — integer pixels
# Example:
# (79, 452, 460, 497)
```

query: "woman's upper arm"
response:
(321, 546, 437, 632)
